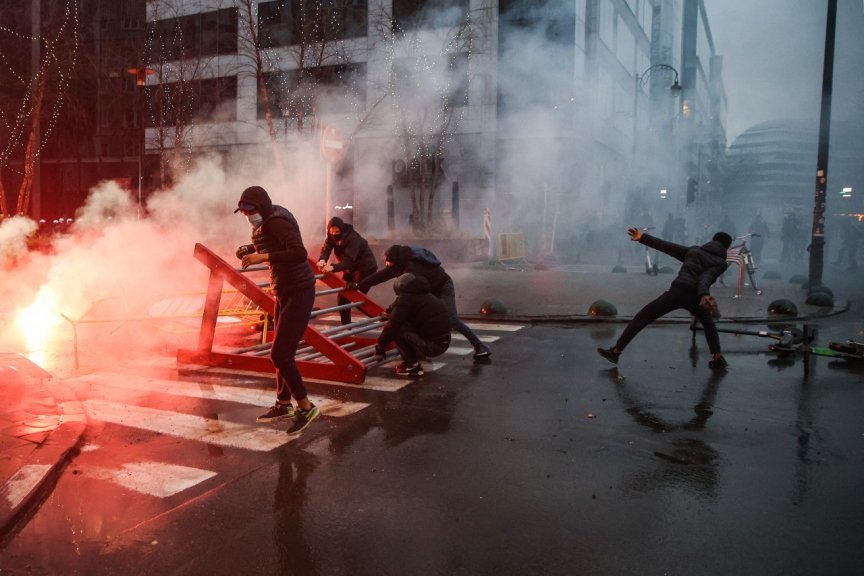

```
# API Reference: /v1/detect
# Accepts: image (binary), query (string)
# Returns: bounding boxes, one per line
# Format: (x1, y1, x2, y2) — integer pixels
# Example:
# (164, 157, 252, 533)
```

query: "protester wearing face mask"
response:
(234, 185, 320, 436)
(316, 216, 378, 325)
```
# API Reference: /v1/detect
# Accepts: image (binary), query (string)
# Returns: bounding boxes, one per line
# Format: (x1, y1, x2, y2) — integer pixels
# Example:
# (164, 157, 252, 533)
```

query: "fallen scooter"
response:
(690, 320, 863, 365)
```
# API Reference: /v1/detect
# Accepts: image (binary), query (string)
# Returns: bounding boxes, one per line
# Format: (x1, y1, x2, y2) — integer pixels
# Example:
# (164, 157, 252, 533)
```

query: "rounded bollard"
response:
(805, 287, 834, 307)
(768, 299, 798, 316)
(480, 298, 507, 316)
(589, 299, 618, 317)
(788, 274, 808, 285)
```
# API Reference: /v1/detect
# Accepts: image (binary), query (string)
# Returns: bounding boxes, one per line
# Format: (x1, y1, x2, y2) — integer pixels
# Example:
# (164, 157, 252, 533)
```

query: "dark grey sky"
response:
(706, 0, 864, 142)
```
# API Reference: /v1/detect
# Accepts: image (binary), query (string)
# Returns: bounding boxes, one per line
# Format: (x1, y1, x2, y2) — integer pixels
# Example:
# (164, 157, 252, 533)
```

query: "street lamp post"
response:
(127, 66, 154, 219)
(633, 64, 682, 160)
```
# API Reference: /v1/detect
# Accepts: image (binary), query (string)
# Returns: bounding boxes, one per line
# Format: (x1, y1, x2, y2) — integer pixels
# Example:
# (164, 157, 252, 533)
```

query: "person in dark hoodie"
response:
(597, 227, 732, 370)
(354, 244, 491, 360)
(374, 273, 452, 377)
(316, 216, 378, 325)
(234, 185, 320, 435)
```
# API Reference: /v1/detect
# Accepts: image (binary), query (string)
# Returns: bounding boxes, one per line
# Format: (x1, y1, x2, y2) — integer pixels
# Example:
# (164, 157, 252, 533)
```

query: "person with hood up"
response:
(316, 216, 378, 325)
(234, 185, 320, 435)
(373, 273, 452, 377)
(597, 227, 732, 370)
(354, 244, 491, 360)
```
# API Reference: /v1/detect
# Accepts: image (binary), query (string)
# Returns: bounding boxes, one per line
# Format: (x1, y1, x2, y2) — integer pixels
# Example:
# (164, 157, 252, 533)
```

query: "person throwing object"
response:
(597, 227, 732, 370)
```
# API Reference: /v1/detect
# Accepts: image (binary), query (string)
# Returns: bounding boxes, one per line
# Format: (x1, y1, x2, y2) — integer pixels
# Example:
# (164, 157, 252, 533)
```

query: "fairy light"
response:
(0, 0, 80, 181)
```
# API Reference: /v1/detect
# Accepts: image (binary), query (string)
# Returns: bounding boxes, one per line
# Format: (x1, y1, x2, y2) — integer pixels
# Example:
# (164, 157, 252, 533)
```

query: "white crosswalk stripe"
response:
(69, 373, 369, 417)
(82, 398, 296, 451)
(83, 461, 217, 497)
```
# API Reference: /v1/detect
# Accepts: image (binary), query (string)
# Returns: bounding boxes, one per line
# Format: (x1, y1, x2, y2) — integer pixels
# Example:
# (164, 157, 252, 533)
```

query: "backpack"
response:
(410, 247, 441, 266)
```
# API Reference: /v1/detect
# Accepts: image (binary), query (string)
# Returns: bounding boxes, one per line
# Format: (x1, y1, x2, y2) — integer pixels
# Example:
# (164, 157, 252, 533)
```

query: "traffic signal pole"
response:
(807, 0, 837, 302)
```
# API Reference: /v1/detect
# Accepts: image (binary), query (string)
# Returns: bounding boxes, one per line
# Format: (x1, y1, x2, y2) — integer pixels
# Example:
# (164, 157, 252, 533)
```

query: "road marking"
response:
(69, 373, 369, 417)
(82, 399, 296, 451)
(84, 461, 217, 497)
(2, 464, 51, 508)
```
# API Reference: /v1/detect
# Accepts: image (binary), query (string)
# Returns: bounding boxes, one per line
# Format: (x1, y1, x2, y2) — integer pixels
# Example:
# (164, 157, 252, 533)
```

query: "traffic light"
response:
(686, 177, 698, 205)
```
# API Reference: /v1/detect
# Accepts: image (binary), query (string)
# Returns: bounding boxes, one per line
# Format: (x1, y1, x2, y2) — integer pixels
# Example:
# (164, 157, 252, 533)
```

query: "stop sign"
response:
(320, 125, 344, 163)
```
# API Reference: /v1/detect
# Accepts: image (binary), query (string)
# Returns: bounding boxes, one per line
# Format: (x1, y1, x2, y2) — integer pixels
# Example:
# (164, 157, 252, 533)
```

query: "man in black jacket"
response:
(235, 185, 320, 435)
(597, 227, 732, 370)
(374, 273, 452, 377)
(316, 216, 378, 325)
(356, 244, 491, 360)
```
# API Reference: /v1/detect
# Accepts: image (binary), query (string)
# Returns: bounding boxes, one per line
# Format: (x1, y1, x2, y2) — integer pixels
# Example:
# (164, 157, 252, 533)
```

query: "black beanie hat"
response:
(712, 232, 733, 249)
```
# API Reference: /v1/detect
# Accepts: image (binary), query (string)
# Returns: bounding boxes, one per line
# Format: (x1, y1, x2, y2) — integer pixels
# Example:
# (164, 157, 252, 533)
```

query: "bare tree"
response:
(370, 0, 488, 234)
(0, 1, 80, 218)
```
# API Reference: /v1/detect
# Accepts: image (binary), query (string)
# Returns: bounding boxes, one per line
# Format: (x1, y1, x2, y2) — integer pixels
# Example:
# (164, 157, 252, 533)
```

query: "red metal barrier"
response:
(177, 243, 387, 384)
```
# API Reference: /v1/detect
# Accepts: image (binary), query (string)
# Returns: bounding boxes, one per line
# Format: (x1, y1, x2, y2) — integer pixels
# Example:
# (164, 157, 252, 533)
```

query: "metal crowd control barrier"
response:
(176, 243, 393, 384)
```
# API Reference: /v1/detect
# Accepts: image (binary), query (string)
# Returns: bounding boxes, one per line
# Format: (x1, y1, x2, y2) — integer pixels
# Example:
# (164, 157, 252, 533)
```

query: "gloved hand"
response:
(316, 259, 327, 270)
(321, 263, 334, 273)
(699, 294, 721, 319)
(236, 244, 254, 259)
(345, 281, 359, 291)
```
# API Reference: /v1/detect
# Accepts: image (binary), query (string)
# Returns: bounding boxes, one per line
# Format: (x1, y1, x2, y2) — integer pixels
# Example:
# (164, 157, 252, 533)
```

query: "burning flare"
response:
(16, 285, 63, 355)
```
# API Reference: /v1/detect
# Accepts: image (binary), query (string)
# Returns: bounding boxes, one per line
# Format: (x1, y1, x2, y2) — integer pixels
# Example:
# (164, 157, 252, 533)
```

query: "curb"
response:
(0, 377, 86, 544)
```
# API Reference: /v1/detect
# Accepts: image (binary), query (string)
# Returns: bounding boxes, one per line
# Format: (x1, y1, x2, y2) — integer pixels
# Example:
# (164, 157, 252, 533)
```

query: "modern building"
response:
(725, 118, 864, 234)
(3, 0, 728, 261)
(0, 0, 150, 221)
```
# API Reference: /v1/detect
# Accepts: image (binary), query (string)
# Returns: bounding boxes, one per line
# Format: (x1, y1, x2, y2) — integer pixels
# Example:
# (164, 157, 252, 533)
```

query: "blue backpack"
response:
(410, 247, 441, 266)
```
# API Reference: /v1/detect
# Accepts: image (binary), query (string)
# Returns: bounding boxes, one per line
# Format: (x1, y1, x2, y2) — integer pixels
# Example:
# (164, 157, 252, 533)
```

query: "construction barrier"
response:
(497, 233, 526, 263)
(176, 243, 399, 384)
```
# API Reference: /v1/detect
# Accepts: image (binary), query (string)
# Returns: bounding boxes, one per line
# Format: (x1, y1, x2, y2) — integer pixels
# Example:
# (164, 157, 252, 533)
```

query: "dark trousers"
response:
(394, 332, 451, 364)
(271, 284, 316, 403)
(337, 270, 373, 325)
(616, 283, 722, 355)
(436, 278, 482, 347)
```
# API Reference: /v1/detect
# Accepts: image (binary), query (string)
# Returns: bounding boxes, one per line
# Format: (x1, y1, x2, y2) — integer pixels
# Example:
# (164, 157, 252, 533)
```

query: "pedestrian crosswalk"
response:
(63, 321, 525, 499)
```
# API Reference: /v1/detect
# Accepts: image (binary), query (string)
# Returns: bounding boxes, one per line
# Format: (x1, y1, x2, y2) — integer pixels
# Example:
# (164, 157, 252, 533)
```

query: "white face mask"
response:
(246, 213, 263, 227)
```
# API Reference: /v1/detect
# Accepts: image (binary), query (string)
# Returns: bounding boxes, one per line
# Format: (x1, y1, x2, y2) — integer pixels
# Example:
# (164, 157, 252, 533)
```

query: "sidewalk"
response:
(0, 261, 849, 540)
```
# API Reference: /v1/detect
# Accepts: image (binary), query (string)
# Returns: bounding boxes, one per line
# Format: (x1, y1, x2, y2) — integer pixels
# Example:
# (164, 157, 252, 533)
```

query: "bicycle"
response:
(726, 233, 762, 298)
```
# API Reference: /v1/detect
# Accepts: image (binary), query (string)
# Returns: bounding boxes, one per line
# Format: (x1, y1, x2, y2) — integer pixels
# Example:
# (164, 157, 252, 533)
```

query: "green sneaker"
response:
(286, 404, 320, 435)
(257, 402, 295, 423)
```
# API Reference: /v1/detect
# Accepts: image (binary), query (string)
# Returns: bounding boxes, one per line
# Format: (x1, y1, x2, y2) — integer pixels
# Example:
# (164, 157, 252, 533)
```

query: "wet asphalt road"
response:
(2, 308, 863, 575)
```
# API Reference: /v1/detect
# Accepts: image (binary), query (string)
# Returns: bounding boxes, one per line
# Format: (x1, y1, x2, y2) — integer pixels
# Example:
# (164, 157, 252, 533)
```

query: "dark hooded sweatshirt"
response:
(639, 234, 728, 296)
(317, 217, 377, 279)
(358, 245, 450, 294)
(237, 186, 314, 293)
(377, 274, 452, 348)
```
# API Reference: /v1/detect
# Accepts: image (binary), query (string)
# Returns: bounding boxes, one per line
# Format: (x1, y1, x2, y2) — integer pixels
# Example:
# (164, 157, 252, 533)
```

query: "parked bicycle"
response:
(726, 233, 762, 298)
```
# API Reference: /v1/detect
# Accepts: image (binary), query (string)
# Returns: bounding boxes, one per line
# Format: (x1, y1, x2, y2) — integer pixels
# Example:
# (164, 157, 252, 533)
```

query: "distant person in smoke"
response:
(748, 213, 769, 261)
(234, 185, 319, 436)
(373, 273, 452, 378)
(597, 227, 732, 371)
(352, 244, 491, 360)
(832, 217, 860, 271)
(316, 216, 378, 325)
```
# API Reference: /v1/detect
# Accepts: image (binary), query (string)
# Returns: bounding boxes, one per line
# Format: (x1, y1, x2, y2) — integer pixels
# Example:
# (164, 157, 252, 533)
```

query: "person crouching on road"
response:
(597, 227, 732, 370)
(316, 216, 378, 325)
(356, 244, 491, 360)
(235, 185, 320, 435)
(374, 273, 452, 378)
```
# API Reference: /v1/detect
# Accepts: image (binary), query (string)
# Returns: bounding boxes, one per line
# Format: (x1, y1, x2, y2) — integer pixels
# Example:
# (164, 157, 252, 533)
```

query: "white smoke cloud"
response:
(0, 216, 37, 266)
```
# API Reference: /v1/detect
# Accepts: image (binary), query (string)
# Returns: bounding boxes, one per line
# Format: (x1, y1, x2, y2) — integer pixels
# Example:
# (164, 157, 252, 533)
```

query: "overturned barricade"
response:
(176, 243, 397, 384)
